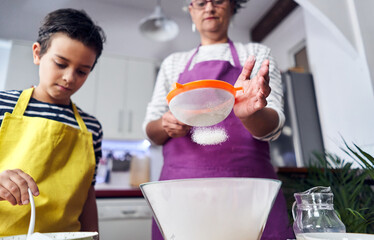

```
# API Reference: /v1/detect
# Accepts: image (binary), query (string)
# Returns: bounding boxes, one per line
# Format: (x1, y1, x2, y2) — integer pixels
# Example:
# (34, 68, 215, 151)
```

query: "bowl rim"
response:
(140, 177, 282, 188)
(298, 232, 374, 239)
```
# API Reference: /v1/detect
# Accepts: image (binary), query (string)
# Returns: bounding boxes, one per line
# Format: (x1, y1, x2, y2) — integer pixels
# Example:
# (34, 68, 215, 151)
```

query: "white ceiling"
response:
(101, 0, 278, 30)
(0, 0, 280, 61)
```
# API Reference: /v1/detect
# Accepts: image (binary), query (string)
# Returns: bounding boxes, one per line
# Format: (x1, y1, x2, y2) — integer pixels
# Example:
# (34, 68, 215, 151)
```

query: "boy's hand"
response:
(0, 169, 39, 206)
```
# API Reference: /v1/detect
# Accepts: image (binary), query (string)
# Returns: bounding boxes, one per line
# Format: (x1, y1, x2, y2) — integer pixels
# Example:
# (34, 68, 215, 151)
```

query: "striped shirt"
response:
(143, 42, 285, 141)
(0, 90, 102, 185)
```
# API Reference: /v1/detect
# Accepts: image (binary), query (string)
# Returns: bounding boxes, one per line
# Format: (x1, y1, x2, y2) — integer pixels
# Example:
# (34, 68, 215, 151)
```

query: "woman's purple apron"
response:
(152, 40, 293, 240)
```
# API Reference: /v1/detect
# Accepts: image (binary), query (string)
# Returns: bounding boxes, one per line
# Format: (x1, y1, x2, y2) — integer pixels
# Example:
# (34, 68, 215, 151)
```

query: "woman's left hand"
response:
(233, 56, 271, 119)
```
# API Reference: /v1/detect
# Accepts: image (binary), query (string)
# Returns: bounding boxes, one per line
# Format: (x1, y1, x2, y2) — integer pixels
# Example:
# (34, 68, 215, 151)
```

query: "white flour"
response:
(191, 127, 228, 145)
(27, 232, 53, 240)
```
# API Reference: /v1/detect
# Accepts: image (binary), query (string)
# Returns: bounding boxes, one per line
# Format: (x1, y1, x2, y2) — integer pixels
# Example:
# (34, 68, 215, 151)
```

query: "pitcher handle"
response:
(292, 201, 297, 220)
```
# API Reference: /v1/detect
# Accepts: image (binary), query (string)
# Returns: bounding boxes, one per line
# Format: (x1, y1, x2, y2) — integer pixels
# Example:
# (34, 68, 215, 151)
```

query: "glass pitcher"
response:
(292, 186, 346, 236)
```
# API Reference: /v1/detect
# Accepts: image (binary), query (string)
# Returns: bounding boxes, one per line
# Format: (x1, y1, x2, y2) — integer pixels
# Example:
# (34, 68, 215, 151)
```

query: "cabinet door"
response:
(123, 59, 155, 140)
(95, 56, 127, 139)
(71, 67, 98, 116)
(80, 55, 156, 140)
(5, 41, 38, 90)
(97, 198, 152, 240)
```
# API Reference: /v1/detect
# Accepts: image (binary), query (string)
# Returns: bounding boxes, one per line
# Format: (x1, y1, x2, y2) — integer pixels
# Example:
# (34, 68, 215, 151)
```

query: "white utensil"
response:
(0, 189, 98, 240)
(26, 188, 35, 240)
(0, 232, 98, 240)
(26, 232, 53, 240)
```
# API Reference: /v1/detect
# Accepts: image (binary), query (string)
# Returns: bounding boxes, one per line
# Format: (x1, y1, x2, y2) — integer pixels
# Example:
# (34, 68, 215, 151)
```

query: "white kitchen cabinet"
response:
(3, 40, 38, 90)
(95, 55, 128, 139)
(71, 67, 99, 116)
(71, 55, 157, 140)
(93, 55, 156, 140)
(123, 59, 155, 139)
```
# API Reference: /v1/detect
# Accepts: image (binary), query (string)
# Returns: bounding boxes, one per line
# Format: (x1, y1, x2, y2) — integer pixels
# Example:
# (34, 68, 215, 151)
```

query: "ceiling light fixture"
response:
(139, 0, 179, 42)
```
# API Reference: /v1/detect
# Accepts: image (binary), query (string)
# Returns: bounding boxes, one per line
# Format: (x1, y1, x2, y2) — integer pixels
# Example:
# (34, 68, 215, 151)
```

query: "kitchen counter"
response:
(94, 171, 145, 198)
(94, 168, 305, 198)
(95, 188, 143, 198)
(94, 168, 311, 199)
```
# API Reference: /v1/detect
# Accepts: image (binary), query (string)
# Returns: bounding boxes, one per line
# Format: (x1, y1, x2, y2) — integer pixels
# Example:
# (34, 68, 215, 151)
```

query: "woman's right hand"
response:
(0, 169, 39, 206)
(162, 111, 191, 138)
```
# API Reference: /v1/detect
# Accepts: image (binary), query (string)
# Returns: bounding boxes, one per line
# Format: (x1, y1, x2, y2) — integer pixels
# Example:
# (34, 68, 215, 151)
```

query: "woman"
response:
(143, 0, 293, 239)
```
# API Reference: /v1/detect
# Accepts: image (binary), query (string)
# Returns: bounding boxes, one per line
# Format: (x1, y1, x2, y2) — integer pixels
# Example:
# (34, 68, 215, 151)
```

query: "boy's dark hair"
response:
(37, 8, 106, 70)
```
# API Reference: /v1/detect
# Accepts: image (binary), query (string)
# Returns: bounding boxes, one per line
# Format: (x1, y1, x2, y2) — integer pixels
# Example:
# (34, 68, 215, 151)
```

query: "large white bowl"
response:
(297, 232, 374, 240)
(140, 178, 281, 240)
(0, 232, 98, 240)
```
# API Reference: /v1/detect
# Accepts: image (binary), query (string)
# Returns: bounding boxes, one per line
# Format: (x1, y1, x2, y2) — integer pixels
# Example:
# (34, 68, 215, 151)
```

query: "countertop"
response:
(94, 168, 311, 198)
(94, 171, 145, 198)
(95, 188, 143, 198)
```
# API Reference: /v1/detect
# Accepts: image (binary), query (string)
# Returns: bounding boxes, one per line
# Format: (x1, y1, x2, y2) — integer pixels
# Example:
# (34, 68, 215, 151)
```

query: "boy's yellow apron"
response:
(0, 88, 95, 236)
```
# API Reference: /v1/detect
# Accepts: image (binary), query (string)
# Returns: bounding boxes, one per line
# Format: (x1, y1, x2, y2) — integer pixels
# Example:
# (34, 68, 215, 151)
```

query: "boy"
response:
(0, 8, 106, 236)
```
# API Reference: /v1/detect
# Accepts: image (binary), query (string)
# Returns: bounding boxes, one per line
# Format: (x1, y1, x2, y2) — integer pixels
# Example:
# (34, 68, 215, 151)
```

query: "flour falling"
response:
(191, 127, 228, 145)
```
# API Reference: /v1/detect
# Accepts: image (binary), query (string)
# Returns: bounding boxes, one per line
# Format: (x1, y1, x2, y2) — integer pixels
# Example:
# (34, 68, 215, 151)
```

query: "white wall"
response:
(262, 0, 374, 163)
(293, 0, 374, 160)
(301, 0, 356, 49)
(261, 7, 306, 72)
(354, 0, 374, 93)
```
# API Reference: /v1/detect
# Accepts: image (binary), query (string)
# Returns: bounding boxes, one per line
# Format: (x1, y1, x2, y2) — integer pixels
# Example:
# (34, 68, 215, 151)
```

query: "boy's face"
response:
(32, 33, 97, 105)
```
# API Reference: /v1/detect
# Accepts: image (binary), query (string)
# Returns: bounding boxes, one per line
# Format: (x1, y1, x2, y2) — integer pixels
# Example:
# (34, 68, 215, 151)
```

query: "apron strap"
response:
(228, 39, 241, 68)
(182, 45, 200, 74)
(12, 87, 88, 133)
(182, 39, 241, 74)
(71, 102, 88, 132)
(12, 88, 34, 116)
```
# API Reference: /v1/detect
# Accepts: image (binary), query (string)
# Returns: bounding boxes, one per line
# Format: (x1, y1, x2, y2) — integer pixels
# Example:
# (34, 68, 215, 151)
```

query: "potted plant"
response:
(280, 141, 374, 233)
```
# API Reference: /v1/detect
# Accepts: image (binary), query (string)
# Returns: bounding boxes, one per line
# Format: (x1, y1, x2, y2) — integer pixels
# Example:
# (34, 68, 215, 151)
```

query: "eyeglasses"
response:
(190, 0, 228, 10)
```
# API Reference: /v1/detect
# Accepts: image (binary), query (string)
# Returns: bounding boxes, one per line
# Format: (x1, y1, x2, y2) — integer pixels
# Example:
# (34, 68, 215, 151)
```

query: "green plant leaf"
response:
(285, 141, 374, 234)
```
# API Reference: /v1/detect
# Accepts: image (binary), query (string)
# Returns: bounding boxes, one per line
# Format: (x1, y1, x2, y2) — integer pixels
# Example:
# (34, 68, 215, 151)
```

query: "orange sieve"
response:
(166, 80, 242, 127)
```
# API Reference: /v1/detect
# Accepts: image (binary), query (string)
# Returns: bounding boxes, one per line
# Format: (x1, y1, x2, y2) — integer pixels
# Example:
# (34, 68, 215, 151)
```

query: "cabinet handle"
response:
(121, 210, 136, 215)
(118, 110, 124, 133)
(128, 110, 132, 133)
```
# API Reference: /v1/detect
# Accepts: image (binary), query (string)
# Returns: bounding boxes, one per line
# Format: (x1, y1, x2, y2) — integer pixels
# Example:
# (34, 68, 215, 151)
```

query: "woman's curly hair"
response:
(231, 0, 249, 14)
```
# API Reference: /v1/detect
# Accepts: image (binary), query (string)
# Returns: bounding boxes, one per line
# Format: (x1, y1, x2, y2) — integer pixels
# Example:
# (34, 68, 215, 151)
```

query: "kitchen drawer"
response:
(97, 198, 152, 240)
